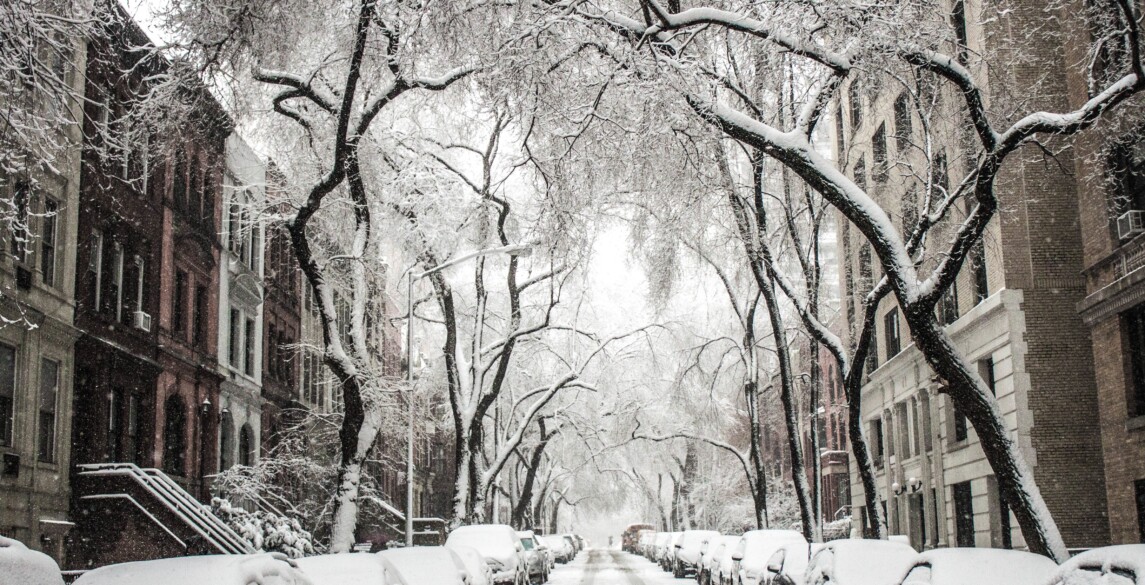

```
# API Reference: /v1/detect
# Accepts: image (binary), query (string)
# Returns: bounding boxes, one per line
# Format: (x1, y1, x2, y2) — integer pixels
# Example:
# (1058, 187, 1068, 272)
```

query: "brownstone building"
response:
(67, 4, 236, 568)
(261, 191, 302, 451)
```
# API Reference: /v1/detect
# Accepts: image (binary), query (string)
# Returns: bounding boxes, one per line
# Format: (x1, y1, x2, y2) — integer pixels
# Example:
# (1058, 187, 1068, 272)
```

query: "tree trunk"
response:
(906, 306, 1067, 560)
(745, 380, 769, 529)
(512, 418, 555, 527)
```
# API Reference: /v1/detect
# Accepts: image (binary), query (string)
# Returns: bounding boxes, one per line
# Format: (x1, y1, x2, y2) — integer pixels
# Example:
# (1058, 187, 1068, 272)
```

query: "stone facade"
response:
(834, 0, 1109, 551)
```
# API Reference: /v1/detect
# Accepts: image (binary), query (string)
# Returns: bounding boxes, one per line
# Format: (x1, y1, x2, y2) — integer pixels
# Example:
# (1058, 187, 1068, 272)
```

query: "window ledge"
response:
(946, 439, 971, 452)
(1126, 415, 1145, 432)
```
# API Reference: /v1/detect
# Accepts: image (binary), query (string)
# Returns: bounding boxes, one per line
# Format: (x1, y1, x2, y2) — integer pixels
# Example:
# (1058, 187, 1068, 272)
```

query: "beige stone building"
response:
(833, 0, 1110, 551)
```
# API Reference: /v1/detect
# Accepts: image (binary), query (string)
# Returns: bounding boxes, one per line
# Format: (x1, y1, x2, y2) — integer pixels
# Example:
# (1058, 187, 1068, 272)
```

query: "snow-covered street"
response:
(548, 549, 692, 585)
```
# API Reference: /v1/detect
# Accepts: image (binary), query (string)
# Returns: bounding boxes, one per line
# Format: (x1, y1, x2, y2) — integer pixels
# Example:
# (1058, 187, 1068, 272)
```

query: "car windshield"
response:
(521, 538, 535, 551)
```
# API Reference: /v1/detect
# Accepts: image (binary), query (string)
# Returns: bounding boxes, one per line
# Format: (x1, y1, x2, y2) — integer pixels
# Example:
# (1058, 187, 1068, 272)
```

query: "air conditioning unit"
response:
(1118, 210, 1145, 240)
(133, 310, 152, 332)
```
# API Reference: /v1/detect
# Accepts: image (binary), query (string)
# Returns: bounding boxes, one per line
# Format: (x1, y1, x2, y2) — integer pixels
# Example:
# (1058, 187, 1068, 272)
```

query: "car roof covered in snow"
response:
(908, 548, 1058, 585)
(0, 536, 64, 585)
(294, 553, 407, 585)
(1045, 545, 1145, 585)
(72, 553, 313, 585)
(380, 546, 467, 585)
(447, 544, 493, 585)
(446, 524, 518, 556)
(809, 539, 916, 585)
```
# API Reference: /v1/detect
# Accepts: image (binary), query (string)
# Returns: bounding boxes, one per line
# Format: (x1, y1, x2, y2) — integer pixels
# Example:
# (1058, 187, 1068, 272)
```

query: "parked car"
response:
(563, 534, 579, 558)
(381, 546, 470, 585)
(640, 531, 658, 558)
(761, 541, 820, 585)
(715, 536, 740, 585)
(0, 536, 64, 585)
(700, 535, 739, 585)
(1045, 544, 1145, 585)
(541, 534, 573, 563)
(73, 553, 313, 585)
(653, 532, 674, 565)
(295, 553, 408, 585)
(661, 532, 683, 571)
(896, 548, 1057, 585)
(517, 530, 549, 584)
(675, 530, 722, 577)
(803, 539, 917, 585)
(446, 524, 528, 585)
(731, 530, 807, 585)
(449, 545, 496, 585)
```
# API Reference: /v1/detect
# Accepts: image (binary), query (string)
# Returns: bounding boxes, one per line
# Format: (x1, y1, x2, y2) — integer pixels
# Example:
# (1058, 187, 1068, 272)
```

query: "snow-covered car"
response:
(73, 553, 313, 585)
(674, 529, 722, 577)
(639, 531, 658, 558)
(294, 553, 408, 585)
(897, 548, 1057, 585)
(563, 534, 579, 558)
(541, 534, 573, 563)
(516, 530, 548, 584)
(1044, 544, 1145, 585)
(380, 546, 470, 585)
(762, 541, 821, 585)
(449, 544, 496, 585)
(653, 532, 673, 564)
(660, 532, 682, 570)
(731, 529, 807, 585)
(0, 536, 64, 585)
(716, 537, 742, 585)
(803, 539, 917, 585)
(700, 535, 739, 585)
(446, 524, 528, 585)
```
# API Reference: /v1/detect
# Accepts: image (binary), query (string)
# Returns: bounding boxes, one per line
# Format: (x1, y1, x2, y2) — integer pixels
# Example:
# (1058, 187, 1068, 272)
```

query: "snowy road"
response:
(547, 549, 695, 585)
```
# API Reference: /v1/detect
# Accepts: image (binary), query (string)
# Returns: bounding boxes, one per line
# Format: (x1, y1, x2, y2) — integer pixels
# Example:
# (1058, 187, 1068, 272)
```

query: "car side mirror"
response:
(767, 560, 783, 574)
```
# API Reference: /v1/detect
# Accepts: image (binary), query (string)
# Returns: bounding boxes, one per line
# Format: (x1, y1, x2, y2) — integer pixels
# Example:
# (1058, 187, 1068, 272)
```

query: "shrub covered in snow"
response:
(212, 498, 317, 558)
(0, 536, 64, 585)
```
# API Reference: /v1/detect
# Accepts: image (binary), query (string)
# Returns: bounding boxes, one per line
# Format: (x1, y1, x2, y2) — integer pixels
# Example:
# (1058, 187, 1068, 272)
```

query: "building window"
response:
(88, 230, 104, 310)
(1109, 139, 1145, 224)
(978, 358, 996, 395)
(835, 104, 846, 159)
(125, 393, 141, 465)
(970, 241, 988, 304)
(893, 92, 913, 154)
(885, 307, 902, 359)
(10, 181, 30, 262)
(229, 309, 241, 369)
(0, 345, 14, 446)
(188, 159, 202, 222)
(173, 151, 187, 211)
(938, 285, 959, 326)
(162, 394, 187, 476)
(108, 388, 120, 461)
(193, 286, 208, 347)
(873, 123, 889, 183)
(41, 199, 58, 286)
(870, 418, 884, 465)
(1124, 303, 1145, 418)
(244, 318, 256, 376)
(853, 157, 867, 191)
(953, 480, 975, 547)
(219, 412, 234, 471)
(952, 0, 969, 65)
(239, 423, 254, 467)
(902, 188, 919, 236)
(849, 81, 863, 130)
(37, 359, 59, 462)
(112, 242, 124, 320)
(173, 270, 188, 335)
(934, 152, 949, 197)
(1136, 479, 1145, 542)
(952, 393, 969, 442)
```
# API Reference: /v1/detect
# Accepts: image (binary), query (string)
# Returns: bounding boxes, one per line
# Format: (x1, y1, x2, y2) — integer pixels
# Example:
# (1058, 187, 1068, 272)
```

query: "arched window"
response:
(218, 411, 234, 471)
(162, 394, 186, 476)
(238, 423, 254, 467)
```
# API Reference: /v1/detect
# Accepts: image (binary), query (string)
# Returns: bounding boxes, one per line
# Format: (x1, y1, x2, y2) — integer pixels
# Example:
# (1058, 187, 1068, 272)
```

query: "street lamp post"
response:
(404, 243, 533, 546)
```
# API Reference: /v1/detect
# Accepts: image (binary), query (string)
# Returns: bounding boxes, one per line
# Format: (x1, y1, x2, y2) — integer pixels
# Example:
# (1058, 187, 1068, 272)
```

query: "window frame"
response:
(37, 358, 59, 463)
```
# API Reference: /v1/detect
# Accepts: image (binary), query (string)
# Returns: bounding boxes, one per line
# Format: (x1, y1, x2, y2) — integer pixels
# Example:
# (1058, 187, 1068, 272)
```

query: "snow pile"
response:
(212, 498, 316, 558)
(822, 517, 852, 541)
(0, 536, 63, 585)
(380, 546, 467, 585)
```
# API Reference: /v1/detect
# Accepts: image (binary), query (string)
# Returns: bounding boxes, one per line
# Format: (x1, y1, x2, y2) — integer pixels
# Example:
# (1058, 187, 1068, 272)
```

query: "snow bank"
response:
(0, 536, 63, 585)
(72, 553, 314, 585)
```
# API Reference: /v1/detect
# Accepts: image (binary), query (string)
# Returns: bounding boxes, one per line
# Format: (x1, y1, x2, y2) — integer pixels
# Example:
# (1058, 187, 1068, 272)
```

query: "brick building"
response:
(0, 14, 87, 563)
(834, 0, 1109, 551)
(261, 168, 302, 452)
(1070, 10, 1145, 545)
(68, 5, 231, 568)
